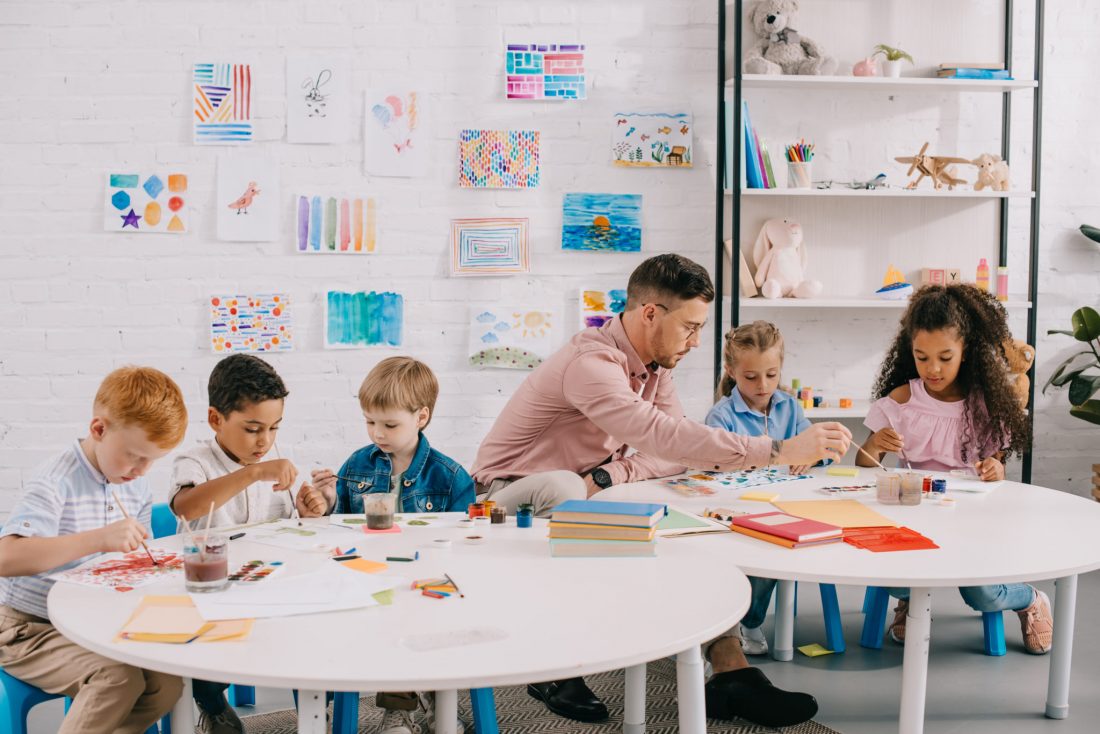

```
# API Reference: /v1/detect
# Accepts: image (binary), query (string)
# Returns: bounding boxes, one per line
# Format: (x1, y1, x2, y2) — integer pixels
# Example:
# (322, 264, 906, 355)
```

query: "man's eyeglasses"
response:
(652, 303, 705, 338)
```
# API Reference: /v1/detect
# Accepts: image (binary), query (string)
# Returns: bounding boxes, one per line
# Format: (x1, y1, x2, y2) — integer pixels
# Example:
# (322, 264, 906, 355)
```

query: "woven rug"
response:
(240, 658, 841, 733)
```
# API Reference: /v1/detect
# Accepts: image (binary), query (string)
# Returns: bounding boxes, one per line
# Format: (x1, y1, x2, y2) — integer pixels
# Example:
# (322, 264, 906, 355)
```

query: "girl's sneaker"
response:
(417, 691, 467, 733)
(738, 624, 769, 656)
(1018, 588, 1054, 654)
(377, 708, 417, 734)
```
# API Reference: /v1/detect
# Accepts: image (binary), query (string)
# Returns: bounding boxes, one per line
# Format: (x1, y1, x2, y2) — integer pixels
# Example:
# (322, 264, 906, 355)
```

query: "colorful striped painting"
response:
(194, 63, 253, 144)
(451, 218, 529, 276)
(458, 129, 540, 189)
(210, 294, 292, 353)
(296, 195, 377, 254)
(506, 44, 586, 100)
(324, 291, 403, 349)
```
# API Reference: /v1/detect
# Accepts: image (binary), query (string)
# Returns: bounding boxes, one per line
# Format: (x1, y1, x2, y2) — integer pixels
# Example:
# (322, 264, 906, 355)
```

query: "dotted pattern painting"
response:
(458, 129, 540, 189)
(210, 294, 293, 353)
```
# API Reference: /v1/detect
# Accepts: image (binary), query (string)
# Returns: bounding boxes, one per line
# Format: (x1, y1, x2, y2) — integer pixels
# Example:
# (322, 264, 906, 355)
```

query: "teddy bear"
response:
(744, 0, 837, 76)
(751, 218, 822, 299)
(972, 153, 1010, 192)
(1003, 338, 1034, 407)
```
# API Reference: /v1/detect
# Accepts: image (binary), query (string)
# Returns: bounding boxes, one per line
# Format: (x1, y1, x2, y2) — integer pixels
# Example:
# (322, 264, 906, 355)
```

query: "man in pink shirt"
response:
(472, 254, 851, 728)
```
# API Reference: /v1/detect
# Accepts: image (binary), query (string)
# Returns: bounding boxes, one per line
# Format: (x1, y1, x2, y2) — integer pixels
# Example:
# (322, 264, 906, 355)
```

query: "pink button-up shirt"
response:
(471, 315, 772, 486)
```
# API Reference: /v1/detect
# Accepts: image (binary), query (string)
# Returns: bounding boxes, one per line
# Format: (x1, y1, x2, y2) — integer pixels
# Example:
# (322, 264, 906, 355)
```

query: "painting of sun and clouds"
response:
(561, 193, 642, 252)
(468, 306, 556, 370)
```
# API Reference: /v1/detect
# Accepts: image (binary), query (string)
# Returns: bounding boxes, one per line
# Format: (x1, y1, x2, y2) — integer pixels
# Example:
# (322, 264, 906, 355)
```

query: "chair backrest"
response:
(1, 665, 64, 733)
(151, 502, 177, 540)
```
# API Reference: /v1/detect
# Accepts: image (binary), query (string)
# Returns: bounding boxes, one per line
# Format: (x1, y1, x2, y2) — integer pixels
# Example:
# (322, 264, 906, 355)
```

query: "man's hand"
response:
(975, 457, 1005, 482)
(789, 464, 812, 475)
(97, 518, 148, 553)
(775, 422, 852, 466)
(250, 459, 298, 491)
(582, 473, 601, 498)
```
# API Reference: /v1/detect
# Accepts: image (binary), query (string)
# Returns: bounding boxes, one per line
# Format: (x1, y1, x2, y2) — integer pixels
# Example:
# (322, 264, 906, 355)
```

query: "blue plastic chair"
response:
(328, 688, 498, 734)
(777, 582, 847, 654)
(859, 586, 1006, 655)
(0, 666, 65, 734)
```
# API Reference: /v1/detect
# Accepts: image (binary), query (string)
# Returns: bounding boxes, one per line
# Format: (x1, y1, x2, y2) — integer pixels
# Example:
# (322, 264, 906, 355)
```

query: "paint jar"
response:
(876, 473, 901, 505)
(467, 502, 486, 519)
(787, 161, 813, 189)
(490, 507, 506, 524)
(899, 473, 924, 506)
(364, 493, 397, 530)
(183, 535, 229, 593)
(516, 504, 534, 528)
(481, 500, 496, 516)
(922, 476, 932, 495)
(931, 479, 947, 494)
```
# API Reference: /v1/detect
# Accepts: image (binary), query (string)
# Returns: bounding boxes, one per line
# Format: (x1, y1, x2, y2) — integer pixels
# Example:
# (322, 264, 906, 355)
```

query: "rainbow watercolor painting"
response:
(210, 294, 293, 353)
(296, 195, 377, 254)
(451, 218, 529, 276)
(325, 291, 403, 349)
(458, 129, 540, 189)
(193, 63, 252, 144)
(561, 193, 642, 252)
(579, 287, 627, 329)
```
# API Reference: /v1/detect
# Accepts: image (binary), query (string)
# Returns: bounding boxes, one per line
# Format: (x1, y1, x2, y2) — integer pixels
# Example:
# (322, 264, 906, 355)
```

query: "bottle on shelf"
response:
(996, 266, 1009, 301)
(976, 258, 990, 292)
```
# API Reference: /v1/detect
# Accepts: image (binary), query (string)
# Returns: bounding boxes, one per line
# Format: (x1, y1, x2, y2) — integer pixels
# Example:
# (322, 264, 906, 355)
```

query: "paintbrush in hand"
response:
(111, 490, 158, 566)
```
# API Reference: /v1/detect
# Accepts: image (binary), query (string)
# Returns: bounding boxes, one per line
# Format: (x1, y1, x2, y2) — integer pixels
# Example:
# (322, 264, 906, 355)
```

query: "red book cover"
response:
(731, 511, 842, 543)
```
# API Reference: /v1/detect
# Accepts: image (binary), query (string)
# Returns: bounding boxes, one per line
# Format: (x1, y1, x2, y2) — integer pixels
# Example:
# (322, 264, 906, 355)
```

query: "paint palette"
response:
(228, 560, 283, 583)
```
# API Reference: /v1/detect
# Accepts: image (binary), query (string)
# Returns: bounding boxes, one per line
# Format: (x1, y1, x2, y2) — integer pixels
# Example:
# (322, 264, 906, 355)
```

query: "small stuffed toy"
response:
(751, 218, 822, 299)
(1003, 338, 1035, 408)
(744, 0, 837, 76)
(972, 153, 1010, 192)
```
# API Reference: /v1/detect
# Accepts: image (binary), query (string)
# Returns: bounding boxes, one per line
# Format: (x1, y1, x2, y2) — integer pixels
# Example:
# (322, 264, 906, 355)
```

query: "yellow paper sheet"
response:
(740, 491, 779, 502)
(123, 605, 207, 636)
(199, 619, 253, 642)
(772, 499, 897, 528)
(798, 643, 834, 657)
(340, 557, 388, 574)
(826, 466, 860, 477)
(119, 595, 252, 643)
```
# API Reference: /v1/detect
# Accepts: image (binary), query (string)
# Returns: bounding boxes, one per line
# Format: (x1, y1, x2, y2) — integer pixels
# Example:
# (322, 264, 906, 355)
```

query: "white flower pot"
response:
(883, 59, 903, 78)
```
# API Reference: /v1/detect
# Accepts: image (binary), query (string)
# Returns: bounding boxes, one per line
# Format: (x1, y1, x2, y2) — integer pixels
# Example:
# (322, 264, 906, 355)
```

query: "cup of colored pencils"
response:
(786, 140, 815, 189)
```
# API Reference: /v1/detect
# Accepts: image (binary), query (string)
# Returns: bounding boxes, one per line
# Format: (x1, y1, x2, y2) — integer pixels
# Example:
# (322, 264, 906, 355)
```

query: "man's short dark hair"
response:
(626, 254, 715, 309)
(208, 354, 289, 415)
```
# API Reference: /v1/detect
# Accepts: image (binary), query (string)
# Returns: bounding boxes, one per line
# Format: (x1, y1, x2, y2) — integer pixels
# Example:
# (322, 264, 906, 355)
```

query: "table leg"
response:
(1046, 574, 1078, 719)
(624, 663, 646, 734)
(675, 645, 706, 734)
(170, 677, 195, 732)
(773, 579, 795, 661)
(899, 587, 932, 734)
(435, 689, 458, 734)
(297, 689, 327, 734)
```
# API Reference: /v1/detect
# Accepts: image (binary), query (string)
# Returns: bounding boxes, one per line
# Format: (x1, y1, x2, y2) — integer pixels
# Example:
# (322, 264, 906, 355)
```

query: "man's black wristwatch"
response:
(591, 468, 613, 490)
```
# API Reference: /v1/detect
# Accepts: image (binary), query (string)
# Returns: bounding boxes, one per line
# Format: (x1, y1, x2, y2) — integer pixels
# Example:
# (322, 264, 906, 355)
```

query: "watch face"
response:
(594, 469, 612, 488)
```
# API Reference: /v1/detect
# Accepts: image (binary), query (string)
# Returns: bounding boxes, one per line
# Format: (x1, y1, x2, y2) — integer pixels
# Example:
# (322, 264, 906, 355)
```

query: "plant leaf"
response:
(1047, 329, 1075, 336)
(1080, 224, 1100, 243)
(1069, 374, 1100, 405)
(1069, 399, 1100, 425)
(1043, 351, 1098, 392)
(1071, 306, 1100, 341)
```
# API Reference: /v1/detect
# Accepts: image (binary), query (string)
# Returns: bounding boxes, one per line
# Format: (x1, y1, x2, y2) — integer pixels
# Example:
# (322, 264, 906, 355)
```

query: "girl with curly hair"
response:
(856, 284, 1049, 654)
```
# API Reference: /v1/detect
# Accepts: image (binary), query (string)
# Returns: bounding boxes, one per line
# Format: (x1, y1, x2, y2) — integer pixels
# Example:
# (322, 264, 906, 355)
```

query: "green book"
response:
(761, 140, 776, 189)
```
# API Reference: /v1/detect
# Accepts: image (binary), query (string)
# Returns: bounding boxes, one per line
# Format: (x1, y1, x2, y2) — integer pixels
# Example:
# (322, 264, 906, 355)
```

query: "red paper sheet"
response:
(843, 526, 939, 552)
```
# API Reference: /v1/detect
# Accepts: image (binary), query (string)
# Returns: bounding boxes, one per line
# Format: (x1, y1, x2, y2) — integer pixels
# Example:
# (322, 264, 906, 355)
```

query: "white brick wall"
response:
(0, 0, 1097, 524)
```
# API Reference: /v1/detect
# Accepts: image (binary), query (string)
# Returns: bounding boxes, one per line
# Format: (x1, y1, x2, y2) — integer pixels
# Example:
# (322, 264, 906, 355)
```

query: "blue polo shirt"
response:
(0, 440, 152, 619)
(705, 387, 810, 440)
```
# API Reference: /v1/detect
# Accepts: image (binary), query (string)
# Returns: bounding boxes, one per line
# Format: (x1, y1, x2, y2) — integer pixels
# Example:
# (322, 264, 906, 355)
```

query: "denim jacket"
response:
(333, 433, 476, 514)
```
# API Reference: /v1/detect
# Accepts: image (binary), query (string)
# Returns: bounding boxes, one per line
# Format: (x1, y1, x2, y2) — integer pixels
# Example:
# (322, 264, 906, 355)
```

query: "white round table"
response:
(49, 515, 750, 734)
(595, 470, 1100, 734)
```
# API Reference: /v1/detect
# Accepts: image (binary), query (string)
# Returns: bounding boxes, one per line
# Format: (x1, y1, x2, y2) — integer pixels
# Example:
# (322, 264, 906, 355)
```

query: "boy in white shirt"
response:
(170, 354, 333, 733)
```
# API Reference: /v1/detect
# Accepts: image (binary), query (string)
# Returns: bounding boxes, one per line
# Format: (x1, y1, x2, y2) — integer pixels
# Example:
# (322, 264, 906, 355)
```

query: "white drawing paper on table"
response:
(216, 154, 279, 241)
(50, 549, 183, 591)
(468, 305, 557, 371)
(662, 468, 812, 497)
(364, 90, 429, 177)
(246, 519, 344, 552)
(287, 55, 350, 144)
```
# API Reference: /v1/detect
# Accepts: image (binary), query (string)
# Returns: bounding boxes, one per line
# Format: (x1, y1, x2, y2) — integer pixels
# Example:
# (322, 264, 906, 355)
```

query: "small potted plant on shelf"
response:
(873, 44, 914, 78)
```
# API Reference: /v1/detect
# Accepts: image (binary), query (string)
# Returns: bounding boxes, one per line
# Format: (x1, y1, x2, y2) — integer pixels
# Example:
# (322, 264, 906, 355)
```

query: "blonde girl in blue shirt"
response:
(705, 321, 813, 656)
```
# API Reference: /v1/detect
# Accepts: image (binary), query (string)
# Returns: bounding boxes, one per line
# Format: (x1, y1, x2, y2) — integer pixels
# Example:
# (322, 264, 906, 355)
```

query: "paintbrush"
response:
(201, 500, 216, 549)
(443, 572, 465, 598)
(855, 445, 889, 472)
(111, 490, 158, 566)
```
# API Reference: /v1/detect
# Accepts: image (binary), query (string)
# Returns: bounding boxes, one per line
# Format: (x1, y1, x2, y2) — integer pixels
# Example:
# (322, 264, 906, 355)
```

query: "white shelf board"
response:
(740, 297, 1032, 310)
(804, 402, 870, 420)
(735, 74, 1037, 93)
(728, 188, 1035, 199)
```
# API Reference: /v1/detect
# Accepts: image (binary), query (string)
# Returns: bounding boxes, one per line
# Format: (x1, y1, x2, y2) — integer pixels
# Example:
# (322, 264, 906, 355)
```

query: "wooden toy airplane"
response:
(895, 142, 971, 190)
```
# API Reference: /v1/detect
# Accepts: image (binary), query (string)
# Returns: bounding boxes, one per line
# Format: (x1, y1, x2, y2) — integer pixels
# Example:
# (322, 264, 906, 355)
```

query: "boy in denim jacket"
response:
(314, 356, 474, 733)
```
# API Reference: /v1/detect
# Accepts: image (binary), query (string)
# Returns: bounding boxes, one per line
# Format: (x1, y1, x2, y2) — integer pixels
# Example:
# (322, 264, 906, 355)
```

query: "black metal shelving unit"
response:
(714, 0, 1044, 482)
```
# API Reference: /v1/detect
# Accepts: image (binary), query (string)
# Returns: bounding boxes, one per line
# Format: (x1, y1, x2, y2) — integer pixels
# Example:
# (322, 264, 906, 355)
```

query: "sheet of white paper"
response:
(286, 55, 350, 144)
(247, 520, 345, 552)
(216, 154, 280, 242)
(363, 89, 429, 177)
(328, 513, 469, 530)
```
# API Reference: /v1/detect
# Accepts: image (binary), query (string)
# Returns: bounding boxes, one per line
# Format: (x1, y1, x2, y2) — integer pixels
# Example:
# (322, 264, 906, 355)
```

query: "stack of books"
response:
(937, 62, 1012, 80)
(548, 500, 667, 557)
(741, 100, 776, 189)
(729, 510, 842, 549)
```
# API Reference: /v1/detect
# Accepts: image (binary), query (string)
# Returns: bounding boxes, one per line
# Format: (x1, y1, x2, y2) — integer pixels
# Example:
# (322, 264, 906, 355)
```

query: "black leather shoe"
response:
(704, 667, 818, 727)
(526, 677, 609, 722)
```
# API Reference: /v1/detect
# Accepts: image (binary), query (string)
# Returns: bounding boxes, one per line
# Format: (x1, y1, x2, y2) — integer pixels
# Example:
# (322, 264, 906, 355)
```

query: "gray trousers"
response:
(481, 470, 587, 517)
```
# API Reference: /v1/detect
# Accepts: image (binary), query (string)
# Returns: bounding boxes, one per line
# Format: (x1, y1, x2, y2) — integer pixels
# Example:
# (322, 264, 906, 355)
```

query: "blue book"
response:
(742, 100, 764, 188)
(550, 500, 668, 528)
(940, 68, 1012, 80)
(549, 538, 657, 557)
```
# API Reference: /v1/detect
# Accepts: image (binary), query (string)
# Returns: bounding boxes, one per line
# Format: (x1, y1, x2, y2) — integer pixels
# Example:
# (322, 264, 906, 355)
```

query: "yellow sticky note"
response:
(798, 643, 834, 657)
(740, 491, 780, 502)
(826, 466, 860, 477)
(340, 557, 388, 574)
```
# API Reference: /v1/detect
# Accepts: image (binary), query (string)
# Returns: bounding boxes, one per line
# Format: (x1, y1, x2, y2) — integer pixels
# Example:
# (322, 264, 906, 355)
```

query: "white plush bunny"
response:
(751, 218, 822, 299)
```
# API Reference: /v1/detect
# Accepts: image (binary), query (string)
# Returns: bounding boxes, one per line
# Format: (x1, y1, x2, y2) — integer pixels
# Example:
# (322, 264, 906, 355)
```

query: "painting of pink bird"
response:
(227, 181, 260, 215)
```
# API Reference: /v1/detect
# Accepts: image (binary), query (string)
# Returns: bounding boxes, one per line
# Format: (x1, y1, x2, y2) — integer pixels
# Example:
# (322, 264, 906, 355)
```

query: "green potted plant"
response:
(1044, 305, 1100, 426)
(873, 44, 914, 78)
